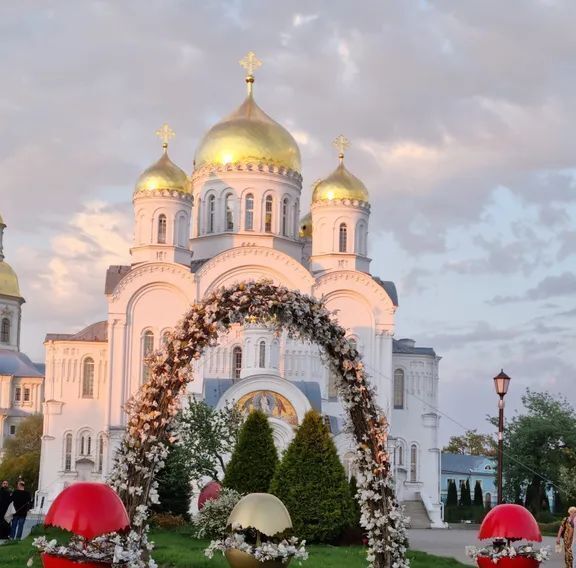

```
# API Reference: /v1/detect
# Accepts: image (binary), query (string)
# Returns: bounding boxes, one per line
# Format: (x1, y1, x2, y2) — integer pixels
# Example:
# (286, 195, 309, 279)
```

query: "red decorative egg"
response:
(198, 481, 221, 510)
(478, 504, 541, 542)
(45, 482, 130, 540)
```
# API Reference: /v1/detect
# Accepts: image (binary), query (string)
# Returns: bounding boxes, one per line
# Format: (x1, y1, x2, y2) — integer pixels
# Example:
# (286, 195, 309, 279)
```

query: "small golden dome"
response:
(227, 493, 292, 537)
(135, 151, 189, 194)
(299, 212, 312, 238)
(194, 93, 301, 173)
(0, 261, 21, 298)
(312, 161, 369, 203)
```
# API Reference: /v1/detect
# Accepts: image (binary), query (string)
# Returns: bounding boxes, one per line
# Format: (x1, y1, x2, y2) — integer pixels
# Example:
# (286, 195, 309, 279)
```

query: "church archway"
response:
(109, 280, 408, 568)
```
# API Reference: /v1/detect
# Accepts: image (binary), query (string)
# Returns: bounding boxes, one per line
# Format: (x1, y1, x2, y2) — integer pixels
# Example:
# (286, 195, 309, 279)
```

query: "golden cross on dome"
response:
(155, 123, 175, 151)
(333, 134, 350, 163)
(239, 51, 262, 94)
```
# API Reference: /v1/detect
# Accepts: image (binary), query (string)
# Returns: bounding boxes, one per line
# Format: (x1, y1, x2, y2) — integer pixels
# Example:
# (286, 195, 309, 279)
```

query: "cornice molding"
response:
(192, 161, 303, 184)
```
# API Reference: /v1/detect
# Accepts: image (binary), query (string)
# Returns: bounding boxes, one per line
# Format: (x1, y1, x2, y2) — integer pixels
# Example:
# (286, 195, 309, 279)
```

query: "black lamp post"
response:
(493, 369, 511, 505)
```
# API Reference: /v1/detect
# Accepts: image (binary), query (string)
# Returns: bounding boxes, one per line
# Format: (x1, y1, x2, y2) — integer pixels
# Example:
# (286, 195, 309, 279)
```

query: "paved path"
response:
(408, 529, 563, 567)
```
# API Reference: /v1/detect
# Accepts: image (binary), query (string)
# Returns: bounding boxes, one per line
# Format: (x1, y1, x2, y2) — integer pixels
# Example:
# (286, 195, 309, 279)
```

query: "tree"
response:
(223, 411, 278, 494)
(446, 479, 458, 507)
(459, 480, 472, 507)
(153, 443, 192, 519)
(0, 414, 43, 492)
(473, 480, 483, 507)
(270, 411, 354, 543)
(500, 390, 576, 514)
(443, 430, 497, 457)
(178, 397, 243, 483)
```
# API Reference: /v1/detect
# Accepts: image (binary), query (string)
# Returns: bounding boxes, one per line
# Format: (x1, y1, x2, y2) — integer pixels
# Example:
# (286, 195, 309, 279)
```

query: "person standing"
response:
(557, 506, 576, 568)
(0, 480, 12, 539)
(10, 480, 32, 540)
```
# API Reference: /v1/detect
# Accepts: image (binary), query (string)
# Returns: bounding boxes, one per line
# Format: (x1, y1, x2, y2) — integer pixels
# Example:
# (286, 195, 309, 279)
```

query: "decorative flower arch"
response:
(109, 281, 408, 568)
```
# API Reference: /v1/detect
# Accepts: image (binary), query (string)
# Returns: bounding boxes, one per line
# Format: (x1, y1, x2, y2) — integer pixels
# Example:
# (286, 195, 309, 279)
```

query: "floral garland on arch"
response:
(108, 280, 409, 568)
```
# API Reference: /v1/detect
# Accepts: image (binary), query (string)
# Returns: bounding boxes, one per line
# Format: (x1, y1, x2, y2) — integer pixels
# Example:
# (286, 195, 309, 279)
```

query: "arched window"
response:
(394, 369, 405, 409)
(208, 195, 216, 233)
(64, 433, 73, 471)
(339, 223, 347, 252)
(410, 444, 418, 482)
(225, 194, 234, 231)
(245, 194, 254, 230)
(0, 318, 9, 343)
(397, 444, 404, 466)
(79, 431, 92, 457)
(97, 434, 104, 473)
(82, 357, 95, 398)
(177, 213, 188, 247)
(264, 196, 273, 233)
(258, 340, 266, 368)
(232, 346, 242, 380)
(162, 331, 171, 346)
(157, 214, 167, 244)
(281, 198, 289, 236)
(142, 331, 154, 382)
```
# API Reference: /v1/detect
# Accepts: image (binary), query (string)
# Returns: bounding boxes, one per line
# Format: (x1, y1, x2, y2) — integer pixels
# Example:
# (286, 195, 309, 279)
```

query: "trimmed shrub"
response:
(270, 410, 354, 543)
(192, 487, 243, 539)
(459, 480, 472, 507)
(473, 481, 483, 507)
(446, 480, 458, 507)
(223, 411, 278, 494)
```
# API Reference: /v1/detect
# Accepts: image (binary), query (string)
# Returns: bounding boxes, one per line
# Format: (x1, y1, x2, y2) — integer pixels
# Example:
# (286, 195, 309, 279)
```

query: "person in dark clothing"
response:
(0, 480, 11, 539)
(10, 480, 32, 540)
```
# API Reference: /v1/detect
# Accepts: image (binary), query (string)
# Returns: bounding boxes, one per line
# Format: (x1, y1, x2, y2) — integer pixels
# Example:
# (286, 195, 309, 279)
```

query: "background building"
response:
(441, 453, 497, 509)
(36, 58, 443, 526)
(0, 214, 44, 459)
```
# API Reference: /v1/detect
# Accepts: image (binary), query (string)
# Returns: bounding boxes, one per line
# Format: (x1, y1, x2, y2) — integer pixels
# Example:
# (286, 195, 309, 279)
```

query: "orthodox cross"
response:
(239, 51, 262, 94)
(155, 123, 175, 151)
(333, 134, 350, 163)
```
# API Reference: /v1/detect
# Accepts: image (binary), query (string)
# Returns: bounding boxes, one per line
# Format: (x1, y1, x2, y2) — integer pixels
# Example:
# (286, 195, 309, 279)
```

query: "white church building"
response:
(36, 56, 443, 527)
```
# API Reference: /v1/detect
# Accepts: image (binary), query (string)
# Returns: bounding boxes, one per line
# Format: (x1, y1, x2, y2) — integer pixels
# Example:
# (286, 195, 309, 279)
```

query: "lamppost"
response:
(493, 369, 511, 505)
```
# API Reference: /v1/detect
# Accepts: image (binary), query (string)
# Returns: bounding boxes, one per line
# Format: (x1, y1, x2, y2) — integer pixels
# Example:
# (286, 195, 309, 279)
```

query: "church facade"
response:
(36, 56, 443, 526)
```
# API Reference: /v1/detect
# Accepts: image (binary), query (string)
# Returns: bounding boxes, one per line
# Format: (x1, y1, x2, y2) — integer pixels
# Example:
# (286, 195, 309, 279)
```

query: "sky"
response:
(0, 1, 574, 445)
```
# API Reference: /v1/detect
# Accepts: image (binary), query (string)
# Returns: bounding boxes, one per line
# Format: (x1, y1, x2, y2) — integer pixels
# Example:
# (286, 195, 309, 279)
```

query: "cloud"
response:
(488, 272, 576, 305)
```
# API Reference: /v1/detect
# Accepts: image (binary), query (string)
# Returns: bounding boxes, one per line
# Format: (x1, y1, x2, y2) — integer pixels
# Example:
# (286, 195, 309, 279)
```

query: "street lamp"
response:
(493, 369, 511, 505)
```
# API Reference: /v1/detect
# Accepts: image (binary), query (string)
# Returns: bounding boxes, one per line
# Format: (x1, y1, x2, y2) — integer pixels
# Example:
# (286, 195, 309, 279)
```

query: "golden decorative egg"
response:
(298, 212, 312, 239)
(135, 151, 189, 194)
(0, 261, 21, 298)
(312, 161, 369, 203)
(227, 493, 292, 537)
(194, 94, 301, 173)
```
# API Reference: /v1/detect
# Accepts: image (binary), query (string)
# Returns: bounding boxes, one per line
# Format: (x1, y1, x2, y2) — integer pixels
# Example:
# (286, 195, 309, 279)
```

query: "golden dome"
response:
(299, 212, 312, 238)
(194, 93, 301, 173)
(135, 150, 189, 194)
(0, 261, 21, 298)
(312, 161, 369, 203)
(227, 493, 292, 537)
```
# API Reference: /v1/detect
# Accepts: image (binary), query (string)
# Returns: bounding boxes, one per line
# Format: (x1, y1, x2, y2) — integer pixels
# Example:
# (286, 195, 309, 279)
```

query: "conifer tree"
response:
(446, 479, 458, 507)
(270, 410, 354, 543)
(460, 479, 472, 507)
(473, 480, 483, 507)
(223, 410, 278, 494)
(153, 443, 192, 519)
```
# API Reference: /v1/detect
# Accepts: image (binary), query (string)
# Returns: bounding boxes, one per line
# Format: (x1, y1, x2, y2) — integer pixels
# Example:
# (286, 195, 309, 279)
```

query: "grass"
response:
(0, 525, 467, 568)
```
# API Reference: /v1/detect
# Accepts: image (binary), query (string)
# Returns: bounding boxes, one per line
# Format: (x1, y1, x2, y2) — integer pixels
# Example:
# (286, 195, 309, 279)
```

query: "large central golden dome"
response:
(194, 92, 301, 173)
(0, 261, 21, 298)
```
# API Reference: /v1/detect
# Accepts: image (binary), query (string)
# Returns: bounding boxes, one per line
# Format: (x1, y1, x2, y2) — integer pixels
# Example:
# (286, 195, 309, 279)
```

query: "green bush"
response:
(153, 443, 192, 519)
(223, 411, 278, 494)
(446, 480, 458, 507)
(270, 410, 354, 543)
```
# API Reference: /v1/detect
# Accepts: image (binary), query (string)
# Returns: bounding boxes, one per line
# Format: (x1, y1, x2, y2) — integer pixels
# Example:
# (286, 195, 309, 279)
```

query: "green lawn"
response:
(0, 526, 466, 568)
